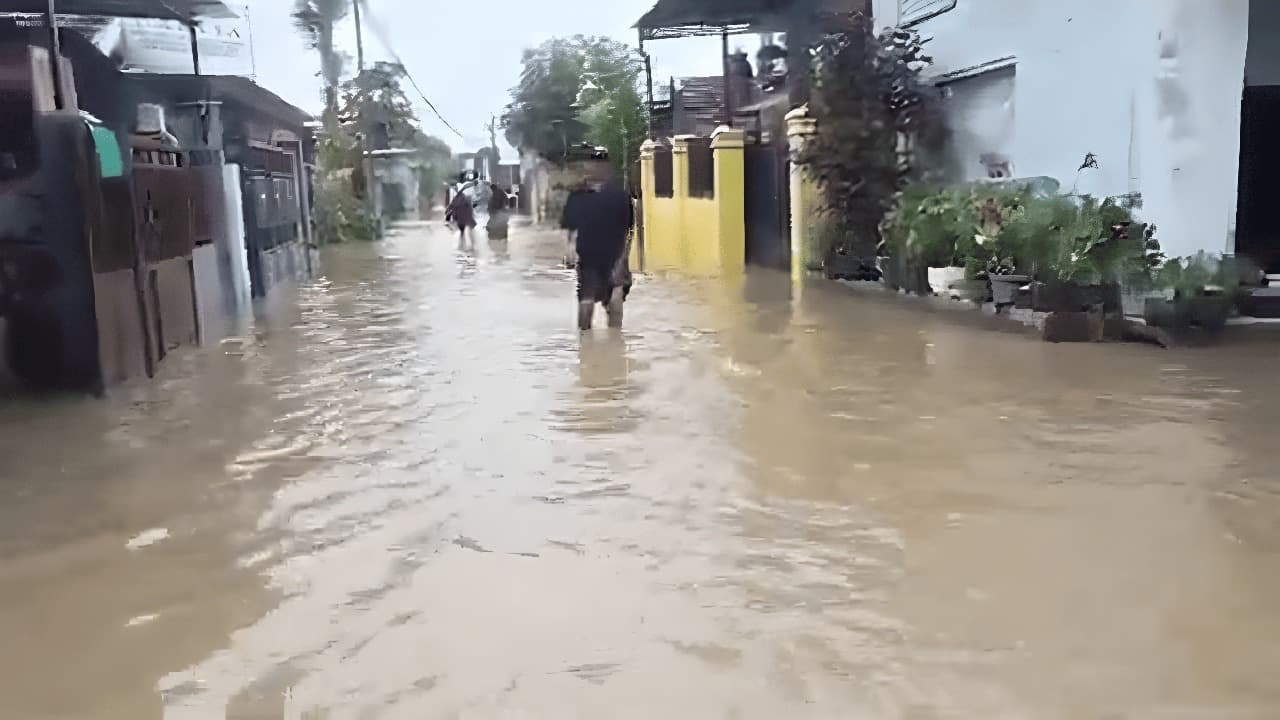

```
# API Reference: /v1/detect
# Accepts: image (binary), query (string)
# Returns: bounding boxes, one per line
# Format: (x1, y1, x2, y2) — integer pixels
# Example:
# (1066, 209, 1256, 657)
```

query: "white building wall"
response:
(873, 0, 1250, 259)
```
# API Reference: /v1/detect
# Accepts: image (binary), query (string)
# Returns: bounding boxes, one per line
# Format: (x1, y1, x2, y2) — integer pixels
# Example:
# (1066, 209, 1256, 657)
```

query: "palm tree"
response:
(292, 0, 350, 127)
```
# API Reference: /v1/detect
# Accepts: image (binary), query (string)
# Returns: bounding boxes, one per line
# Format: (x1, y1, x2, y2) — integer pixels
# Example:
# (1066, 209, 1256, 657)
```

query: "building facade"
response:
(872, 0, 1275, 270)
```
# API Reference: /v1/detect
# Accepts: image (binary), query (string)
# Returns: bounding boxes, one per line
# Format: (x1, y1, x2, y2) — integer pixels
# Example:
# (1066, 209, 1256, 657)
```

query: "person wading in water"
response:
(568, 174, 633, 330)
(445, 183, 478, 251)
(485, 182, 511, 240)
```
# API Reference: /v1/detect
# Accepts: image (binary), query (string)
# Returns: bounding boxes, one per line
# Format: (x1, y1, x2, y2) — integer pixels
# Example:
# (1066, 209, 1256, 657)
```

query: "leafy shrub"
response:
(889, 186, 1164, 285)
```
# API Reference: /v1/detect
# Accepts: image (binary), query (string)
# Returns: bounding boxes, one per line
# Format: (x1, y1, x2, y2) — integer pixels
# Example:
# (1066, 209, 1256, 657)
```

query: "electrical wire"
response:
(356, 0, 464, 139)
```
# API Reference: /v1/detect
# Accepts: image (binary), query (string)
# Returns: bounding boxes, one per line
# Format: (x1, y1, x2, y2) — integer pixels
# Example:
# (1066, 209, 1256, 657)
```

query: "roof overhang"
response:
(635, 0, 785, 41)
(4, 0, 238, 24)
(634, 0, 866, 41)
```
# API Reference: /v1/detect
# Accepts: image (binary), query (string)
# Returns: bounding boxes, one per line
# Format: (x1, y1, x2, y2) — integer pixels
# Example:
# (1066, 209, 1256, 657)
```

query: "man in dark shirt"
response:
(560, 182, 591, 268)
(566, 177, 633, 330)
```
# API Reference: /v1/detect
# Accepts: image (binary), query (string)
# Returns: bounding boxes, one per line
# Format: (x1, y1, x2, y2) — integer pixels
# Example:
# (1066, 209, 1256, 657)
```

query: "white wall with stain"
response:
(874, 0, 1251, 259)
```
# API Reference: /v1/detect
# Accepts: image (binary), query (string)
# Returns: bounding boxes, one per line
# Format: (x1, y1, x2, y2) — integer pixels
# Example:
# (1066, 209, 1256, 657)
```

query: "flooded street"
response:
(3, 221, 1280, 718)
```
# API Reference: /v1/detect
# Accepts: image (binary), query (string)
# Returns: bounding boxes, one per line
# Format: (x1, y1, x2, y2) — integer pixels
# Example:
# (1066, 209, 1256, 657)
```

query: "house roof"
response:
(634, 0, 863, 40)
(122, 73, 313, 128)
(673, 76, 727, 135)
(4, 0, 237, 23)
(635, 0, 781, 39)
(678, 76, 725, 115)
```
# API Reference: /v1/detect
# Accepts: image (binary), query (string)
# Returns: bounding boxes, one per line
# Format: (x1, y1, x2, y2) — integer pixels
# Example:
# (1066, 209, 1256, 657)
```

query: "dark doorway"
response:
(1235, 85, 1280, 274)
(744, 143, 790, 270)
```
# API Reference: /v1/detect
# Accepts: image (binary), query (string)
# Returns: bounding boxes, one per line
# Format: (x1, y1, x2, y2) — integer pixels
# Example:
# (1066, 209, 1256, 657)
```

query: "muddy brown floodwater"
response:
(2, 222, 1280, 719)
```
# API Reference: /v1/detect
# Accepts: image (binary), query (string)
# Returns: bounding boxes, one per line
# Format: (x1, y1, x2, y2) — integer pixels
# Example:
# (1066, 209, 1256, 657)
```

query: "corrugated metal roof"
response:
(635, 0, 781, 30)
(634, 0, 862, 39)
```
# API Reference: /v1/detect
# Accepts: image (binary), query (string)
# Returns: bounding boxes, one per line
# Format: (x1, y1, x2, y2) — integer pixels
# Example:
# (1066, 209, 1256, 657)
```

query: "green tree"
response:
(502, 36, 590, 160)
(576, 40, 647, 177)
(312, 61, 454, 240)
(503, 36, 648, 170)
(291, 0, 349, 127)
(339, 62, 419, 148)
(799, 19, 946, 261)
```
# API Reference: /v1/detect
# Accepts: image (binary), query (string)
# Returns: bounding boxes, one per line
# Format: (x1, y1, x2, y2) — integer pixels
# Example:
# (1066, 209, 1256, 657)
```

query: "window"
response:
(901, 0, 956, 26)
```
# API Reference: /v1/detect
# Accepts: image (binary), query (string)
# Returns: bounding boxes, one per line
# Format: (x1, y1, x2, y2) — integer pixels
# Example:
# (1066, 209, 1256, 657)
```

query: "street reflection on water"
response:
(1, 223, 1279, 718)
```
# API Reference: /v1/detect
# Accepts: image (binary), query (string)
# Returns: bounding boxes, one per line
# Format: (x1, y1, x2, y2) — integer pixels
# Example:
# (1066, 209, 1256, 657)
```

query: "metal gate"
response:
(744, 143, 789, 270)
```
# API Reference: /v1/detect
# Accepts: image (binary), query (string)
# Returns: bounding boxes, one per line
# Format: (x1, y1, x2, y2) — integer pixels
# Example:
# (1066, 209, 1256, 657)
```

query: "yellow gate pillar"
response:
(711, 125, 747, 275)
(786, 105, 820, 282)
(637, 139, 661, 270)
(671, 135, 695, 267)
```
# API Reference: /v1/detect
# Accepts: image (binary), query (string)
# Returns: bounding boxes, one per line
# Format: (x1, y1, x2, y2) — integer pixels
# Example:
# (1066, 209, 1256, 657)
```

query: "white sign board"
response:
(91, 3, 252, 77)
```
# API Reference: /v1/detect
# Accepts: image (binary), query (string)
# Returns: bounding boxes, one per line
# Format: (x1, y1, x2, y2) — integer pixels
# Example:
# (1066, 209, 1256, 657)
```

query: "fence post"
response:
(786, 105, 820, 282)
(711, 125, 746, 275)
(672, 135, 695, 267)
(638, 139, 661, 271)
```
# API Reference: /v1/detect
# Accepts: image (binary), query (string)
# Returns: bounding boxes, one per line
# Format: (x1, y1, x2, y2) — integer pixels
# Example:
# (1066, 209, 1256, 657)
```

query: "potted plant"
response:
(1030, 196, 1161, 315)
(898, 187, 968, 296)
(1144, 253, 1237, 334)
(968, 188, 1044, 308)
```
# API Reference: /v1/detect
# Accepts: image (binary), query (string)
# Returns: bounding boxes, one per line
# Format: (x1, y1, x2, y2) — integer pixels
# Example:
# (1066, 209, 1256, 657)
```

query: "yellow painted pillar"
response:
(711, 125, 746, 276)
(637, 139, 660, 271)
(786, 105, 821, 283)
(671, 135, 694, 268)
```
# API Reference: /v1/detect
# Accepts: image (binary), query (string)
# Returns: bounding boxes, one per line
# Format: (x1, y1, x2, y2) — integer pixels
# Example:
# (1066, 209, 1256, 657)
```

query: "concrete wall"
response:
(639, 129, 747, 276)
(874, 0, 1251, 259)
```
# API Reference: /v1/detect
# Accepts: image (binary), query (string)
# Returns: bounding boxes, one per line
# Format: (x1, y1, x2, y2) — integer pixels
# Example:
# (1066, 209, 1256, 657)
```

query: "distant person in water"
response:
(569, 175, 633, 330)
(486, 182, 510, 240)
(445, 184, 477, 250)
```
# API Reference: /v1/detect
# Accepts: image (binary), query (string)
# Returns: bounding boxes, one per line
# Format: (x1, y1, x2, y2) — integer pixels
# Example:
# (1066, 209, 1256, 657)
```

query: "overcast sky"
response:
(242, 0, 736, 158)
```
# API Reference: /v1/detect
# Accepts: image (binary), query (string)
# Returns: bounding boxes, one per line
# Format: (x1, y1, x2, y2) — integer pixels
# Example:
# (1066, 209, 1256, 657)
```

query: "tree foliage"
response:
(291, 0, 349, 126)
(577, 40, 647, 176)
(503, 37, 588, 159)
(339, 62, 419, 148)
(302, 59, 454, 241)
(800, 18, 945, 258)
(503, 35, 648, 170)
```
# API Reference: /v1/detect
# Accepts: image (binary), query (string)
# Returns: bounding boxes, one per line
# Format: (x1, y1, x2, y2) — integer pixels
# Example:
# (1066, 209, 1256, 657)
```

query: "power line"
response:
(355, 0, 464, 139)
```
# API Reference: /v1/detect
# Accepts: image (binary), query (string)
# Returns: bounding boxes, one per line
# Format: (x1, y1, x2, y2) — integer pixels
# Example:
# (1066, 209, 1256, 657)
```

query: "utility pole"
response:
(721, 30, 733, 127)
(45, 0, 63, 110)
(352, 0, 365, 72)
(352, 0, 377, 236)
(638, 32, 654, 139)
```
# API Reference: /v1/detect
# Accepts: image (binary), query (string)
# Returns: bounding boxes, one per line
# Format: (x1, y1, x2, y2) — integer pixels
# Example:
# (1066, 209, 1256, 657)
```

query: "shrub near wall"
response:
(887, 184, 1164, 308)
